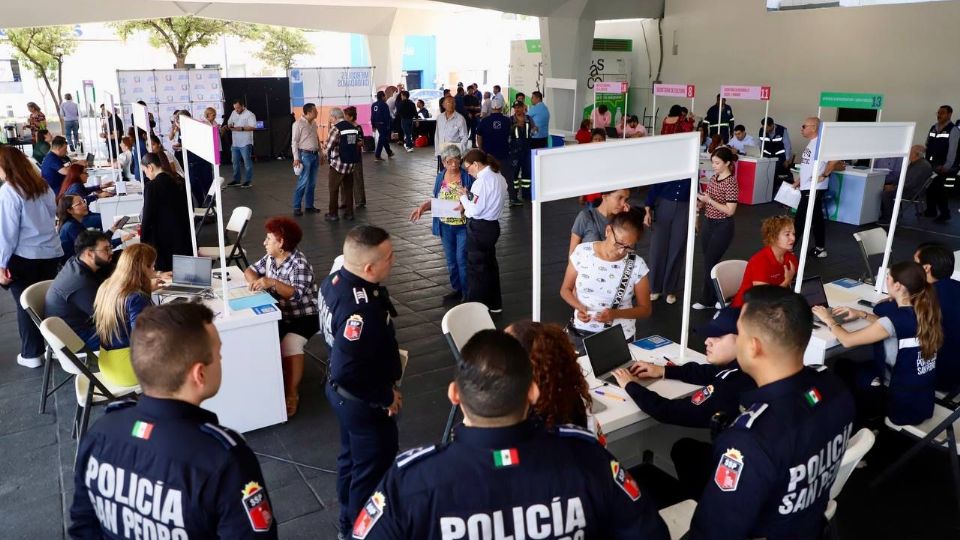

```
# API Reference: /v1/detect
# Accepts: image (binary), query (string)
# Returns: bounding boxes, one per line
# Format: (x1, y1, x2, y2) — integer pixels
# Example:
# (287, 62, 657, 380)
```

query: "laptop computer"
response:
(743, 144, 763, 158)
(799, 276, 847, 325)
(583, 324, 635, 388)
(158, 255, 213, 295)
(85, 153, 95, 167)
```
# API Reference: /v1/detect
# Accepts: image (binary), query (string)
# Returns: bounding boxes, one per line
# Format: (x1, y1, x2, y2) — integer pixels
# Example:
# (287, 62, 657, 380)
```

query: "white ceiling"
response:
(0, 0, 663, 31)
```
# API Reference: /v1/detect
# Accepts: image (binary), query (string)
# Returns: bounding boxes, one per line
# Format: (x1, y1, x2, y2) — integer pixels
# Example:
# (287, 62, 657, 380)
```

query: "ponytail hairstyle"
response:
(889, 261, 943, 359)
(711, 146, 739, 176)
(462, 148, 500, 174)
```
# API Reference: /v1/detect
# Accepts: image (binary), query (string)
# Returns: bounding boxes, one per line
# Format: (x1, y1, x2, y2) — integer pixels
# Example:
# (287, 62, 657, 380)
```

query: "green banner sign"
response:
(819, 92, 884, 110)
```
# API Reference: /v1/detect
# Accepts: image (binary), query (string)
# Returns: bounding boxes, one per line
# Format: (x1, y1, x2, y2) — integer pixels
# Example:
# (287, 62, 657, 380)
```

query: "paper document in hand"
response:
(774, 184, 801, 209)
(431, 198, 462, 219)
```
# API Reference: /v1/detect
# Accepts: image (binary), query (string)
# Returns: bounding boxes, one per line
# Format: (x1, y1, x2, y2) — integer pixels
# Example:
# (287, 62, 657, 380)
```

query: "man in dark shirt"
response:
(463, 84, 482, 146)
(45, 230, 113, 349)
(915, 242, 960, 392)
(41, 135, 72, 194)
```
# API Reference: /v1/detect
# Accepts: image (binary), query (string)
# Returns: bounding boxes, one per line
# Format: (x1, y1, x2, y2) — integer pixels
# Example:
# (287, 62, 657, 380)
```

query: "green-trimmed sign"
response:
(819, 92, 884, 110)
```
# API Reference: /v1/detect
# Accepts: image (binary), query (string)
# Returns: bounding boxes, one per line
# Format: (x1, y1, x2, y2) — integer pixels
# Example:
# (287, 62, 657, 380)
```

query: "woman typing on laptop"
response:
(560, 208, 651, 353)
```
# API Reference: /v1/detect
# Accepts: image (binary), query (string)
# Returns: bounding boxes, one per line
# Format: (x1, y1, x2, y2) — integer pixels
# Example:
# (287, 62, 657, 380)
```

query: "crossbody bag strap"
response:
(605, 254, 636, 329)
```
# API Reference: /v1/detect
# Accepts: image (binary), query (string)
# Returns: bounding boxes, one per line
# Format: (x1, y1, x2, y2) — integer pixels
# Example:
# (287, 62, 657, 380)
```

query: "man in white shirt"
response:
(458, 150, 507, 313)
(434, 96, 469, 172)
(792, 117, 842, 258)
(223, 98, 257, 188)
(60, 93, 80, 152)
(291, 103, 322, 215)
(480, 92, 492, 119)
(727, 124, 757, 154)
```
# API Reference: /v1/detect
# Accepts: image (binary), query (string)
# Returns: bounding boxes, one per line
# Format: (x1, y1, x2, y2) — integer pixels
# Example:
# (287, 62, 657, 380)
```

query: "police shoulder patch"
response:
(691, 384, 714, 406)
(105, 399, 136, 414)
(714, 448, 744, 492)
(395, 445, 438, 468)
(610, 460, 641, 501)
(242, 481, 274, 532)
(200, 422, 243, 449)
(352, 491, 386, 539)
(732, 402, 769, 430)
(556, 424, 598, 443)
(344, 314, 364, 341)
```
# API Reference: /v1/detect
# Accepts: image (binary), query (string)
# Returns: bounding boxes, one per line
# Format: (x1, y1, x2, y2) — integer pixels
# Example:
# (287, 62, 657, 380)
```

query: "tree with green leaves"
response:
(252, 26, 314, 73)
(3, 26, 77, 127)
(112, 17, 253, 69)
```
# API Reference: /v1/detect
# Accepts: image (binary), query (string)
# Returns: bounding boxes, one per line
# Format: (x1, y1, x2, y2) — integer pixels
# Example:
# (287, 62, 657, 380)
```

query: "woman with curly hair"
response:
(729, 215, 799, 308)
(506, 320, 596, 432)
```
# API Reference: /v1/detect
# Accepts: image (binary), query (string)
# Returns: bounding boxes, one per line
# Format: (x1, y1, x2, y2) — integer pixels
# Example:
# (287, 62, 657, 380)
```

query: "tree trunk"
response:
(37, 69, 62, 135)
(54, 59, 64, 136)
(176, 54, 187, 69)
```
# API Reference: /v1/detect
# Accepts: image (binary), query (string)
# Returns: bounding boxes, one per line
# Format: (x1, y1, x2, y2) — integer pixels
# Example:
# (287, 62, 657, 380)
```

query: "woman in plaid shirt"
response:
(244, 216, 319, 416)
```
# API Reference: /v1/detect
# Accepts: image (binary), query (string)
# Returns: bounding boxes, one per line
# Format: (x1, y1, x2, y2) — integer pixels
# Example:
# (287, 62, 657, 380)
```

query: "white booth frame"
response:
(531, 132, 702, 359)
(795, 121, 916, 293)
(651, 83, 696, 136)
(719, 85, 772, 156)
(544, 77, 578, 136)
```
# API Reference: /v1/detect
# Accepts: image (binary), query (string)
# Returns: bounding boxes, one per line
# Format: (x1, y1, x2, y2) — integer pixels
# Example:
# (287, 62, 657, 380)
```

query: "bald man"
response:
(792, 117, 843, 258)
(879, 145, 933, 224)
(318, 225, 403, 539)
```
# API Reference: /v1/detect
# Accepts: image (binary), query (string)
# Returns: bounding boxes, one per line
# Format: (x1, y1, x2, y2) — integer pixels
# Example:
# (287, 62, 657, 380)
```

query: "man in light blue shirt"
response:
(60, 93, 80, 152)
(527, 91, 550, 150)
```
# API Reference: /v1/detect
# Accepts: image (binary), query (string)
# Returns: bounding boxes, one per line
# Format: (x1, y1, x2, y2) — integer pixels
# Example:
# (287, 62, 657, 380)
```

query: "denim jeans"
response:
(292, 151, 319, 209)
(375, 126, 392, 158)
(63, 120, 80, 151)
(439, 222, 469, 294)
(401, 119, 414, 148)
(231, 144, 254, 184)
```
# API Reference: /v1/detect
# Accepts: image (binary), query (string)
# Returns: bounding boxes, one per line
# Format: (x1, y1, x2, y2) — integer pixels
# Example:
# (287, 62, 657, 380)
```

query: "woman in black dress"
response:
(139, 152, 193, 271)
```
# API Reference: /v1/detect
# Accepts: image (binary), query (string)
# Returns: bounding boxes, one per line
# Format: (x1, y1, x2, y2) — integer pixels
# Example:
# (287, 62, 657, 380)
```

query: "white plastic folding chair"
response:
(439, 302, 496, 442)
(39, 317, 140, 440)
(852, 228, 887, 285)
(658, 499, 697, 540)
(198, 206, 252, 269)
(19, 280, 64, 414)
(710, 260, 748, 308)
(874, 404, 960, 512)
(824, 428, 875, 521)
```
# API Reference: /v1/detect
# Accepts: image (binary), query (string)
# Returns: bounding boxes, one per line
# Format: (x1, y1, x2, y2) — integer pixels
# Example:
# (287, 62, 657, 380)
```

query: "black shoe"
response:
(374, 156, 384, 162)
(934, 215, 952, 224)
(240, 183, 252, 189)
(344, 214, 355, 221)
(356, 202, 366, 209)
(293, 209, 304, 217)
(387, 152, 395, 158)
(305, 208, 323, 214)
(443, 290, 462, 301)
(324, 213, 339, 222)
(225, 181, 241, 187)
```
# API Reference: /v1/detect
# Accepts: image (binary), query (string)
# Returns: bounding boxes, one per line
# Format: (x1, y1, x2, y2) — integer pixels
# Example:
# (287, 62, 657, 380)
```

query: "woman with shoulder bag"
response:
(560, 208, 652, 353)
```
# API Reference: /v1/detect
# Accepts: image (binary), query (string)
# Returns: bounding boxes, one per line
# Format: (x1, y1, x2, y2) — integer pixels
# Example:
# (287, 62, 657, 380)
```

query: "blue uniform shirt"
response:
(688, 366, 855, 540)
(934, 278, 960, 391)
(41, 151, 68, 193)
(476, 113, 511, 162)
(319, 268, 402, 406)
(528, 102, 550, 139)
(371, 100, 391, 130)
(353, 420, 670, 540)
(873, 302, 936, 425)
(625, 360, 755, 428)
(69, 397, 277, 539)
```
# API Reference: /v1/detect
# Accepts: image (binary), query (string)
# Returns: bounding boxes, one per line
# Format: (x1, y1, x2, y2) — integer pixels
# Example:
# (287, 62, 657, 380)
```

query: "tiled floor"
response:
(2, 148, 959, 539)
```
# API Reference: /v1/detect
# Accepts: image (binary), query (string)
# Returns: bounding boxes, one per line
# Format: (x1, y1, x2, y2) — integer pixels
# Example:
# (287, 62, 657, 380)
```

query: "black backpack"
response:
(335, 120, 360, 164)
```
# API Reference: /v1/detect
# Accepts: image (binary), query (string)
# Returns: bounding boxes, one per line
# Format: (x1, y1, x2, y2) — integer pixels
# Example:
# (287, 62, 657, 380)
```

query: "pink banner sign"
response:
(653, 84, 695, 98)
(721, 85, 771, 101)
(594, 81, 628, 94)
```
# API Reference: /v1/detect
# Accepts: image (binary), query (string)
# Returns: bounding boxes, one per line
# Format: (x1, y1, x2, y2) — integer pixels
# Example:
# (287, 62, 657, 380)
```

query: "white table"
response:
(577, 340, 707, 442)
(154, 266, 286, 432)
(91, 182, 143, 231)
(803, 280, 886, 366)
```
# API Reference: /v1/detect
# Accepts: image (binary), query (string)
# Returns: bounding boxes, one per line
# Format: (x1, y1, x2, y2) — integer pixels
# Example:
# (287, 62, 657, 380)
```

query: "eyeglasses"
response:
(610, 228, 636, 254)
(71, 200, 87, 209)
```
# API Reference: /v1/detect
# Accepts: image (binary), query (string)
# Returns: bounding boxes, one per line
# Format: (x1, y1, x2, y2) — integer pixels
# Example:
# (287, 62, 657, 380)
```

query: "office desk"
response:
(824, 168, 886, 225)
(578, 340, 707, 443)
(803, 280, 886, 366)
(155, 266, 286, 432)
(91, 182, 143, 231)
(736, 156, 776, 205)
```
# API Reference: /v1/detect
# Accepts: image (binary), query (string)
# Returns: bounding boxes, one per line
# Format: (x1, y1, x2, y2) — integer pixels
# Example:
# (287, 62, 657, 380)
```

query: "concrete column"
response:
(366, 34, 405, 88)
(539, 8, 596, 131)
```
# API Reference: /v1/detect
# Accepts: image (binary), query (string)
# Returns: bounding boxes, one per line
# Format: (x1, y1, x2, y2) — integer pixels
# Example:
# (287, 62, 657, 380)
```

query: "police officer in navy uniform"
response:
(70, 303, 277, 539)
(705, 94, 735, 143)
(352, 329, 670, 540)
(371, 90, 394, 160)
(924, 105, 959, 222)
(688, 286, 855, 540)
(611, 306, 755, 500)
(319, 225, 403, 540)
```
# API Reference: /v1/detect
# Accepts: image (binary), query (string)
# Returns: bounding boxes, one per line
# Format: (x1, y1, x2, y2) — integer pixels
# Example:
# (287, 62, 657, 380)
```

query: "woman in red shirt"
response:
(730, 215, 798, 308)
(693, 147, 739, 310)
(575, 118, 593, 144)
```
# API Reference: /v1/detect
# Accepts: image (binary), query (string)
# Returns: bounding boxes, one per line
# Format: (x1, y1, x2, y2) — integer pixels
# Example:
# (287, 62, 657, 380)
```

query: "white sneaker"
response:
(17, 354, 42, 369)
(715, 302, 724, 310)
(813, 247, 828, 258)
(666, 294, 677, 304)
(405, 147, 414, 153)
(692, 302, 710, 310)
(650, 293, 661, 301)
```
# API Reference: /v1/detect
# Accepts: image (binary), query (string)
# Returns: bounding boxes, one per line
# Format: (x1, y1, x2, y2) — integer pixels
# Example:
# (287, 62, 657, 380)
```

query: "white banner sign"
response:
(721, 85, 771, 101)
(594, 81, 628, 94)
(179, 115, 221, 166)
(653, 83, 696, 98)
(132, 102, 149, 131)
(319, 68, 374, 98)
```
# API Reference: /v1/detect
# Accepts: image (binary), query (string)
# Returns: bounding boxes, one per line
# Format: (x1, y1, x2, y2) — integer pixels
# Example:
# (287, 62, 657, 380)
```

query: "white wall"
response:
(656, 0, 960, 144)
